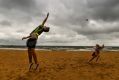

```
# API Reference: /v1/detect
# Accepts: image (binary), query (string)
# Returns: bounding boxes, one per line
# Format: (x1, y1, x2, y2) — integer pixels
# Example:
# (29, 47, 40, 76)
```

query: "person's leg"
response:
(88, 52, 96, 62)
(31, 48, 39, 70)
(28, 48, 33, 70)
(88, 55, 96, 62)
(31, 48, 38, 64)
(96, 55, 100, 62)
(28, 48, 33, 63)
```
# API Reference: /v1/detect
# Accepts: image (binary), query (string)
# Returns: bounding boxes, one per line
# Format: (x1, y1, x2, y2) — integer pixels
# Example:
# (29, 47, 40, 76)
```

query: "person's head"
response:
(96, 44, 100, 48)
(43, 26, 50, 32)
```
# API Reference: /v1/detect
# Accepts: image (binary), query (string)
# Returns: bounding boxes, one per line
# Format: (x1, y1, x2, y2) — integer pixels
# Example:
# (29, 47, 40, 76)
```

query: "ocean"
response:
(0, 45, 119, 51)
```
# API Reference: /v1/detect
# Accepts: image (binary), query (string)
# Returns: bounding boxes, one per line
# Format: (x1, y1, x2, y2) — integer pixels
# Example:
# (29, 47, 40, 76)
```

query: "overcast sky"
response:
(0, 0, 119, 46)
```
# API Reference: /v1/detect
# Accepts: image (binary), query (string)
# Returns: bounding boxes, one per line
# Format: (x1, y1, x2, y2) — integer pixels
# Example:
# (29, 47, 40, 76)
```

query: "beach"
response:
(0, 49, 119, 80)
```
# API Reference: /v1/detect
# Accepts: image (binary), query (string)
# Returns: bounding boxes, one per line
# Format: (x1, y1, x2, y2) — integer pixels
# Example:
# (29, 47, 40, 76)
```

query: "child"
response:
(22, 13, 50, 70)
(88, 44, 104, 63)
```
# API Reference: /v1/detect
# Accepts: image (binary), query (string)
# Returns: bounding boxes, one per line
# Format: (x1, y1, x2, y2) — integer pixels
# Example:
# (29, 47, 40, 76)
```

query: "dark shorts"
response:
(92, 52, 99, 56)
(26, 38, 37, 48)
(92, 52, 95, 56)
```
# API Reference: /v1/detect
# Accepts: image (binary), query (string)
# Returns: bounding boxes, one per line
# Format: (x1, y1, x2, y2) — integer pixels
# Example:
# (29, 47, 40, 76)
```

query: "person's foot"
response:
(34, 63, 39, 70)
(87, 61, 91, 64)
(29, 63, 33, 71)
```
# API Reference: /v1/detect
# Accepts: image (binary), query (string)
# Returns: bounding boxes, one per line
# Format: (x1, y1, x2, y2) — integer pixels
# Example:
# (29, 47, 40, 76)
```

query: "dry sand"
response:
(0, 49, 119, 80)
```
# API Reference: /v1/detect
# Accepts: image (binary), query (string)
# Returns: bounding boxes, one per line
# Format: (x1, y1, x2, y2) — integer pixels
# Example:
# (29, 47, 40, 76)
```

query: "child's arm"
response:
(94, 46, 99, 56)
(101, 44, 104, 49)
(41, 13, 49, 26)
(102, 44, 104, 48)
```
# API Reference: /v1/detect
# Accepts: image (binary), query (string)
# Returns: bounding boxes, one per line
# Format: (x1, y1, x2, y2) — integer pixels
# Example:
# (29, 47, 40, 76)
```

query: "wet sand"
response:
(0, 49, 119, 80)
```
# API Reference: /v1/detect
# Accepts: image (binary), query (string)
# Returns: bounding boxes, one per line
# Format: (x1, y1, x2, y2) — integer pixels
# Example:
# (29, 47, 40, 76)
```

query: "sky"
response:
(0, 0, 119, 46)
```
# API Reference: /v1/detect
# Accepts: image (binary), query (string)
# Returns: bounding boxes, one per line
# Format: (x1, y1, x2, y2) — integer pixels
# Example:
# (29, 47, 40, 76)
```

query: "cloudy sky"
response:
(0, 0, 119, 46)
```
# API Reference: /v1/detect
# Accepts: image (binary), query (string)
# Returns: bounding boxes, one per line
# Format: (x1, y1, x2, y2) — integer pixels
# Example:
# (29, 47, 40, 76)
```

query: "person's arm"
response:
(94, 48, 98, 56)
(102, 44, 104, 48)
(98, 44, 104, 50)
(22, 35, 31, 40)
(41, 13, 49, 26)
(101, 44, 104, 49)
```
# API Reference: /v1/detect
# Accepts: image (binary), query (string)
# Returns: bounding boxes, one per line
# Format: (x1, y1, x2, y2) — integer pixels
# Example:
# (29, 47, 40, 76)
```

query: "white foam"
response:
(0, 48, 51, 51)
(0, 48, 119, 51)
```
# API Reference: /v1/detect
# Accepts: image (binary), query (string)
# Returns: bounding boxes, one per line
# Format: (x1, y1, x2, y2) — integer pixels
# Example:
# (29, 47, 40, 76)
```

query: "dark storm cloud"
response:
(0, 39, 25, 45)
(87, 0, 119, 21)
(0, 0, 36, 12)
(0, 20, 12, 26)
(51, 0, 89, 27)
(52, 0, 119, 28)
(0, 0, 46, 24)
(51, 0, 119, 36)
(76, 25, 119, 35)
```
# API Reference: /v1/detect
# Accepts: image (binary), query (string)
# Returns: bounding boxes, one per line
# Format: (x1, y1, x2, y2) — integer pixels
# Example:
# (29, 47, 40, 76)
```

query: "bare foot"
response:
(29, 63, 33, 71)
(34, 63, 39, 70)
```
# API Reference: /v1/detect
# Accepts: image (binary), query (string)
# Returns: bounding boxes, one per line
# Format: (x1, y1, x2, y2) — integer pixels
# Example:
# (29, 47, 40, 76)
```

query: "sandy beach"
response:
(0, 49, 119, 80)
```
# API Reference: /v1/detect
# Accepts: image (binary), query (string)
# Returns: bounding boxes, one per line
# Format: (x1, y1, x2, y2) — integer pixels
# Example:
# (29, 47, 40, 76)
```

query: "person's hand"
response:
(47, 12, 49, 17)
(102, 44, 104, 47)
(22, 37, 26, 40)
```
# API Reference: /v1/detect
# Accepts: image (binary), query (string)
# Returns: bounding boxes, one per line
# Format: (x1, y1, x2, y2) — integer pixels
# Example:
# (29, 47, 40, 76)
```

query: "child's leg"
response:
(88, 52, 96, 62)
(89, 56, 95, 62)
(96, 55, 100, 62)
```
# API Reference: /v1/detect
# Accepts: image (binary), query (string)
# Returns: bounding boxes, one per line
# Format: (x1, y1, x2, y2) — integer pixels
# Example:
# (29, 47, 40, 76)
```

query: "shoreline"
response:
(0, 48, 119, 51)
